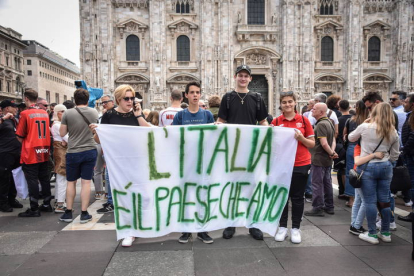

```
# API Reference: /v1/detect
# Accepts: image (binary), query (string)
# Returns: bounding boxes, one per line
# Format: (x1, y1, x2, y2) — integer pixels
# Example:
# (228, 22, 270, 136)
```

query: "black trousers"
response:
(22, 161, 52, 210)
(279, 165, 310, 229)
(337, 168, 345, 195)
(0, 151, 20, 204)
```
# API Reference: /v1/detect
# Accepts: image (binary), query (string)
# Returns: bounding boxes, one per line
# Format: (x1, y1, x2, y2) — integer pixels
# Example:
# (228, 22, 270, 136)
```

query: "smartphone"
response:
(133, 98, 142, 111)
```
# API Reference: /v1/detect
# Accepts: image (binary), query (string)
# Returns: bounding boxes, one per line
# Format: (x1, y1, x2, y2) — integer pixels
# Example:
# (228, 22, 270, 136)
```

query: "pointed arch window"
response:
(368, 36, 381, 61)
(248, 0, 265, 25)
(126, 35, 140, 61)
(175, 1, 190, 13)
(320, 0, 334, 15)
(321, 36, 334, 61)
(177, 35, 190, 61)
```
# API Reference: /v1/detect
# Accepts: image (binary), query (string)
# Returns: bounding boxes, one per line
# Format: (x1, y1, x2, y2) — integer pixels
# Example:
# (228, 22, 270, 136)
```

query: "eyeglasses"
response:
(41, 104, 49, 107)
(389, 98, 397, 102)
(123, 97, 135, 102)
(101, 100, 112, 105)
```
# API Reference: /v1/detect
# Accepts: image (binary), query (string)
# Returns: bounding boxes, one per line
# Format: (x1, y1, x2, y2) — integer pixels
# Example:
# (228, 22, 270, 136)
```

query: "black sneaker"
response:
(18, 208, 41, 217)
(9, 199, 23, 208)
(349, 225, 366, 235)
(97, 203, 114, 214)
(178, 233, 192, 243)
(398, 213, 413, 222)
(304, 208, 325, 217)
(324, 208, 335, 215)
(0, 203, 13, 212)
(197, 232, 213, 244)
(223, 227, 236, 239)
(59, 211, 73, 222)
(249, 227, 263, 240)
(39, 204, 53, 212)
(80, 212, 92, 224)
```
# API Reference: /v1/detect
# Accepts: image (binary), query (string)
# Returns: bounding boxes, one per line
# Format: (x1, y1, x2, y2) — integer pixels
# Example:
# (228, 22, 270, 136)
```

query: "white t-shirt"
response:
(159, 107, 183, 127)
(308, 108, 339, 126)
(51, 121, 68, 143)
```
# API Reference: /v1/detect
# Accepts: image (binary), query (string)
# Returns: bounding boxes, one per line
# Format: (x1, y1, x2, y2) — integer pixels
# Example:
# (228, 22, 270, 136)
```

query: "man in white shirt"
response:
(159, 89, 183, 127)
(308, 93, 339, 138)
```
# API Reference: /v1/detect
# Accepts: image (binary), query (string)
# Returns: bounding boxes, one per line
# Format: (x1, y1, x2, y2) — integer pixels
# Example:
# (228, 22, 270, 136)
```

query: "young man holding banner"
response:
(217, 64, 269, 240)
(172, 81, 215, 243)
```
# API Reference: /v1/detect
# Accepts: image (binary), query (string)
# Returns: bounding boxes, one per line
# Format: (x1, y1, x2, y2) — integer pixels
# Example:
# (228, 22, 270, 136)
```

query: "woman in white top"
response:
(348, 103, 399, 245)
(51, 104, 69, 213)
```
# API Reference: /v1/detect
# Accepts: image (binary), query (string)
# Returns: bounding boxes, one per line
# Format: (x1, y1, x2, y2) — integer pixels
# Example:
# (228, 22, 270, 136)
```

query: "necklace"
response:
(236, 92, 248, 104)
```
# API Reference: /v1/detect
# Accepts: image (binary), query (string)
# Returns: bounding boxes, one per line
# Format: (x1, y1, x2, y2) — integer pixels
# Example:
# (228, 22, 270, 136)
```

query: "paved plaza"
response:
(0, 178, 413, 276)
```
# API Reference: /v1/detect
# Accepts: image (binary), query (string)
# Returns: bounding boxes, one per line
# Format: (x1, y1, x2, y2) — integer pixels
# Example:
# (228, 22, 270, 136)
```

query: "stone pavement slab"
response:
(264, 225, 340, 248)
(116, 232, 192, 252)
(319, 224, 412, 246)
(104, 251, 194, 276)
(0, 231, 57, 255)
(304, 210, 352, 226)
(39, 230, 118, 253)
(271, 246, 381, 276)
(0, 255, 31, 275)
(194, 247, 286, 276)
(345, 245, 414, 276)
(192, 228, 268, 249)
(10, 251, 113, 276)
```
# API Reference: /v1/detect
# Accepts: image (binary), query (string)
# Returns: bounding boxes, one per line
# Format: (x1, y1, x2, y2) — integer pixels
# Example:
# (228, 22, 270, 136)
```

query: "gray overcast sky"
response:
(0, 0, 80, 66)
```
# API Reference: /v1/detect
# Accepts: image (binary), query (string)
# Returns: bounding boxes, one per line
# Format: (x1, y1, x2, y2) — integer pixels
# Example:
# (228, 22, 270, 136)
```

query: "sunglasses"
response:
(280, 91, 294, 96)
(200, 105, 206, 107)
(389, 98, 397, 102)
(41, 104, 49, 107)
(101, 100, 112, 105)
(123, 97, 135, 102)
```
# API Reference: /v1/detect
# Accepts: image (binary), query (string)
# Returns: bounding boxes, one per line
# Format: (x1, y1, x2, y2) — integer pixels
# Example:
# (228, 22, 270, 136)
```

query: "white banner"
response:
(96, 124, 297, 240)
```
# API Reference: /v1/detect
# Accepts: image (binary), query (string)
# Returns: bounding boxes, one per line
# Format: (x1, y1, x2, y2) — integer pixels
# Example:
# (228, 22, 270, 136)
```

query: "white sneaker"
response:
(290, 228, 302, 244)
(121, 236, 135, 247)
(376, 220, 397, 231)
(404, 200, 413, 207)
(275, 227, 288, 242)
(359, 232, 379, 244)
(378, 232, 391, 243)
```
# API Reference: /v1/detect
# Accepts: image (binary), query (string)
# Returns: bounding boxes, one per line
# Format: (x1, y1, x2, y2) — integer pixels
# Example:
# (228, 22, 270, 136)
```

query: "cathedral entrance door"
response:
(248, 75, 269, 109)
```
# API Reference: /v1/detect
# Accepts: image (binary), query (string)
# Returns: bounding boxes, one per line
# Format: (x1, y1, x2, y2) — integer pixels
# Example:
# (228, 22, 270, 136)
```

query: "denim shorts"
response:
(66, 149, 97, 181)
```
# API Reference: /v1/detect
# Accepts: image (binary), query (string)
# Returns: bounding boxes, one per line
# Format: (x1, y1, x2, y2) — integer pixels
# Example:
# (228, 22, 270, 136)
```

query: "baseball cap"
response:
(0, 99, 17, 109)
(235, 64, 251, 75)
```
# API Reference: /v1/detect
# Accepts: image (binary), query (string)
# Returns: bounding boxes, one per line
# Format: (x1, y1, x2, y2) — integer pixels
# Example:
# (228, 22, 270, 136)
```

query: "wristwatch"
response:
(135, 114, 144, 119)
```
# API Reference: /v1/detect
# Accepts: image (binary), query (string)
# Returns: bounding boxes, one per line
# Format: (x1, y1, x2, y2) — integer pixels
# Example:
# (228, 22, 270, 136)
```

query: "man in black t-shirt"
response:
(218, 65, 268, 241)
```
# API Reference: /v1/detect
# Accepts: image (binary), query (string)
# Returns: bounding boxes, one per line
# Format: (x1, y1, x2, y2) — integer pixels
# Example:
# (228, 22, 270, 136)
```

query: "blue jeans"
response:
(405, 155, 414, 210)
(105, 168, 113, 205)
(344, 143, 356, 197)
(305, 170, 312, 195)
(351, 188, 365, 229)
(358, 161, 393, 234)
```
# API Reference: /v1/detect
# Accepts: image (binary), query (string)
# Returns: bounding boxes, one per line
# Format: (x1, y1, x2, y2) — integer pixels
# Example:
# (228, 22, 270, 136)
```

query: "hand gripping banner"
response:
(96, 124, 297, 240)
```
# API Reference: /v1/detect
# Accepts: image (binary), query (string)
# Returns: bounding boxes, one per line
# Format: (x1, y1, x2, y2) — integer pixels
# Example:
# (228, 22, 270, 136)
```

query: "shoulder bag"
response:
(349, 137, 384, 188)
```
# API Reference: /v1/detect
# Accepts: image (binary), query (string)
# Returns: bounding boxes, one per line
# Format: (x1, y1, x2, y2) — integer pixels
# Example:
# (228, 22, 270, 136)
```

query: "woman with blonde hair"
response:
(92, 84, 150, 247)
(348, 103, 399, 244)
(50, 104, 68, 213)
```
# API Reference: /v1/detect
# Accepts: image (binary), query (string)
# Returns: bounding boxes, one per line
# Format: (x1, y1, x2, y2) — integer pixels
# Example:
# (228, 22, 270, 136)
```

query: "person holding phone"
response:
(272, 91, 315, 244)
(91, 84, 150, 247)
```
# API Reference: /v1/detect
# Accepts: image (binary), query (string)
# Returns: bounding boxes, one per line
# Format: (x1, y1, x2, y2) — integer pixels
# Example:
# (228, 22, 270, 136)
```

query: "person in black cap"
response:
(217, 65, 269, 240)
(0, 99, 24, 212)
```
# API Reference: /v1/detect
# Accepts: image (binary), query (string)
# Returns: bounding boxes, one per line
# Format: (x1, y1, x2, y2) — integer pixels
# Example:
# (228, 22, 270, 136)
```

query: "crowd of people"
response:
(0, 64, 413, 252)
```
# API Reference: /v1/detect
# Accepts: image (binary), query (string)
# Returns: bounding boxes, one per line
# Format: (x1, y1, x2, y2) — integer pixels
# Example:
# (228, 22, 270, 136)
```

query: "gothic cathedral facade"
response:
(79, 0, 414, 114)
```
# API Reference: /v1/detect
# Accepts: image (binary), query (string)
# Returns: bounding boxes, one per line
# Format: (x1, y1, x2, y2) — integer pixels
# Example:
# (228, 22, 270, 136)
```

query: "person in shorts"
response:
(59, 88, 99, 224)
